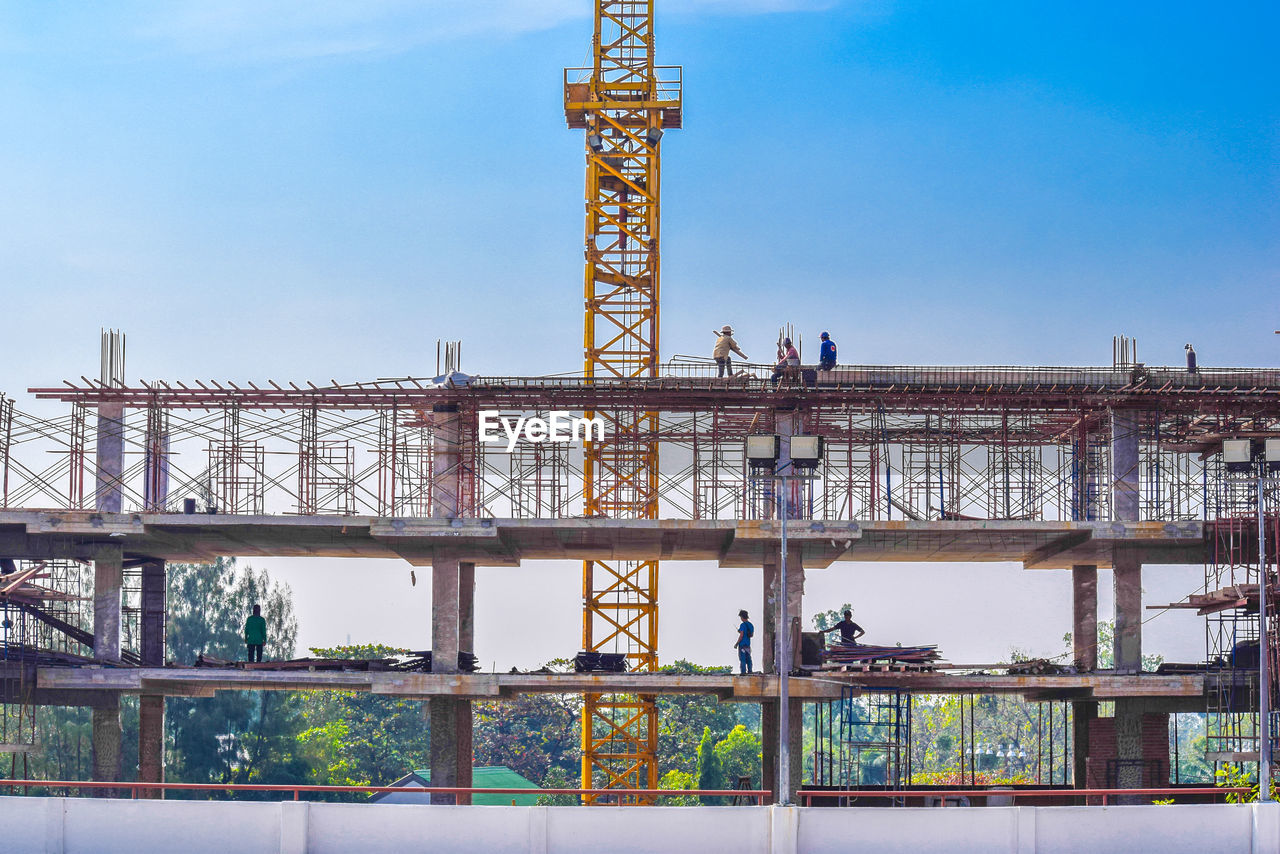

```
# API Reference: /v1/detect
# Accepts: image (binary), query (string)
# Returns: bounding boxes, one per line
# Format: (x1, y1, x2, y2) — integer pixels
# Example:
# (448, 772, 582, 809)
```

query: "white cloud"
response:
(131, 0, 839, 63)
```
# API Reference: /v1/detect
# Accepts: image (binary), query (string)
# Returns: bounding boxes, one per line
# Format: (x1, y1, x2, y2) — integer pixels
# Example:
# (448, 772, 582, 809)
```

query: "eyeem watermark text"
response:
(479, 411, 606, 452)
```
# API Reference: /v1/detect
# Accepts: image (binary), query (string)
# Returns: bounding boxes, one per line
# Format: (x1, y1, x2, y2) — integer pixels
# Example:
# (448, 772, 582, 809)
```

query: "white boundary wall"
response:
(0, 798, 1276, 854)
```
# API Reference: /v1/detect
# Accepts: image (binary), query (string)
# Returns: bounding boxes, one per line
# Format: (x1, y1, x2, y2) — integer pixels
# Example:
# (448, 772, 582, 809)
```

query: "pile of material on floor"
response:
(193, 651, 480, 672)
(573, 651, 628, 673)
(819, 642, 941, 669)
(1005, 658, 1076, 675)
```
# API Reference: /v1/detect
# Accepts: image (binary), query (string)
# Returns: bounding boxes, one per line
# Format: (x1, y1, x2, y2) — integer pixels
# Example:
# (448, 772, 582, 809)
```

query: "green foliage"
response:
(295, 689, 427, 793)
(473, 690, 580, 785)
(811, 603, 854, 632)
(696, 726, 726, 804)
(1215, 764, 1277, 803)
(657, 768, 698, 805)
(655, 660, 741, 776)
(310, 644, 410, 660)
(164, 559, 308, 794)
(533, 765, 579, 806)
(714, 724, 762, 789)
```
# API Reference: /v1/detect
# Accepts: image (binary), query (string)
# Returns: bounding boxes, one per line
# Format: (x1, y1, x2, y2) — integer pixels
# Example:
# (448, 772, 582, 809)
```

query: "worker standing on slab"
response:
(244, 604, 267, 663)
(771, 337, 800, 384)
(818, 331, 837, 371)
(712, 325, 748, 377)
(824, 609, 865, 646)
(734, 609, 754, 674)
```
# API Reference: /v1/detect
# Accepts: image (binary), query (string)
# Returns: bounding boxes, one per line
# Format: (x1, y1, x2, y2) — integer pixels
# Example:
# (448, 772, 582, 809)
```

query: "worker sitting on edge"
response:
(770, 337, 800, 384)
(713, 325, 748, 378)
(824, 609, 865, 646)
(244, 604, 267, 663)
(734, 609, 754, 674)
(818, 331, 837, 371)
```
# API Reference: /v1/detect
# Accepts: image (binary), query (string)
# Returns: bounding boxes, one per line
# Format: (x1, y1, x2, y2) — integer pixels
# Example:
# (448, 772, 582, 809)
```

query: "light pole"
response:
(746, 432, 822, 805)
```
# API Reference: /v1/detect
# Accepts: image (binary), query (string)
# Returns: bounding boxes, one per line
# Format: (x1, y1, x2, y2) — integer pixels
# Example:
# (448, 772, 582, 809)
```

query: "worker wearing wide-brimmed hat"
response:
(712, 324, 748, 378)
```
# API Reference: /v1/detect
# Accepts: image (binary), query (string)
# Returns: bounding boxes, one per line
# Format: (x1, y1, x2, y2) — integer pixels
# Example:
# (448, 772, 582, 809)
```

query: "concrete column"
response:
(1071, 564, 1099, 789)
(91, 703, 122, 789)
(139, 560, 166, 797)
(94, 403, 125, 513)
(762, 702, 778, 804)
(430, 554, 469, 803)
(1108, 408, 1147, 794)
(1072, 566, 1098, 671)
(456, 561, 474, 805)
(431, 405, 461, 519)
(1110, 408, 1141, 524)
(91, 547, 123, 791)
(428, 697, 459, 805)
(1113, 551, 1143, 674)
(762, 551, 779, 675)
(432, 555, 460, 674)
(93, 547, 123, 664)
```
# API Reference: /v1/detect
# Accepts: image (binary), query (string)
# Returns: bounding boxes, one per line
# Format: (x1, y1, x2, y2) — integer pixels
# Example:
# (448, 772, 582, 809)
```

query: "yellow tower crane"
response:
(564, 1, 682, 804)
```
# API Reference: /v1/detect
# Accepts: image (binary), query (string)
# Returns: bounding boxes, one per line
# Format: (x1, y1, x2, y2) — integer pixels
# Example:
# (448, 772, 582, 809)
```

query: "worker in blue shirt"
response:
(818, 331, 837, 371)
(734, 609, 754, 674)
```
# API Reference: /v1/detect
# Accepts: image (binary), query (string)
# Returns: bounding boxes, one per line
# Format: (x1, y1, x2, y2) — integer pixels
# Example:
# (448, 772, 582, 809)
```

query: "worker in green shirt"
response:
(244, 604, 267, 663)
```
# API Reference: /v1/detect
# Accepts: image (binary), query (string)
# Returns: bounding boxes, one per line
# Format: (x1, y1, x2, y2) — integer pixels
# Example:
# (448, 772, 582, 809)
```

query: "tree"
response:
(655, 660, 743, 776)
(696, 726, 726, 804)
(164, 558, 307, 794)
(473, 659, 580, 785)
(811, 603, 854, 632)
(714, 724, 762, 789)
(295, 644, 428, 795)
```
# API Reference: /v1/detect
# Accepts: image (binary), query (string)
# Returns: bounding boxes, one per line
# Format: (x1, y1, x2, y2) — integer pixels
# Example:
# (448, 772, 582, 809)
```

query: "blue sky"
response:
(1, 1, 1275, 662)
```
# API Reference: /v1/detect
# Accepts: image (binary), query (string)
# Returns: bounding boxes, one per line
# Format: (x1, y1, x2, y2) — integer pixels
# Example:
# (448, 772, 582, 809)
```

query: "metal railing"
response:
(0, 779, 769, 804)
(797, 786, 1253, 806)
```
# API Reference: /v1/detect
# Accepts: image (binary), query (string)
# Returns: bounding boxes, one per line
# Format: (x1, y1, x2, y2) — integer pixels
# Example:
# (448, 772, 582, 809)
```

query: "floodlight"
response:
(790, 435, 823, 466)
(1223, 439, 1253, 473)
(746, 434, 780, 466)
(1267, 438, 1280, 473)
(586, 132, 604, 153)
(644, 126, 664, 146)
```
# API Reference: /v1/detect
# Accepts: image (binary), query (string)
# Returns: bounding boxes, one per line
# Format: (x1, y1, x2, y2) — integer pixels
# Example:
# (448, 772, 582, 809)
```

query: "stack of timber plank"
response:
(818, 642, 941, 671)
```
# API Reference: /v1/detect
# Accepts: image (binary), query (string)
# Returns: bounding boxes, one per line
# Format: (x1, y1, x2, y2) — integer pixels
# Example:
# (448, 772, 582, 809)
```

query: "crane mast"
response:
(564, 1, 682, 803)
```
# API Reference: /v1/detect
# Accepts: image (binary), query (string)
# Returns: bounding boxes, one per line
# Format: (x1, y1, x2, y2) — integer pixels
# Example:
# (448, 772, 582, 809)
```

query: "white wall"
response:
(0, 797, 1275, 854)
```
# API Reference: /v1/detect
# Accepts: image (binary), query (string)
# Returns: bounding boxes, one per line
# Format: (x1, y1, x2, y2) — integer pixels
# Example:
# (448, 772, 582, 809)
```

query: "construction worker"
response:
(770, 337, 800, 384)
(244, 604, 267, 663)
(712, 325, 748, 377)
(824, 609, 865, 646)
(818, 331, 837, 371)
(734, 609, 754, 674)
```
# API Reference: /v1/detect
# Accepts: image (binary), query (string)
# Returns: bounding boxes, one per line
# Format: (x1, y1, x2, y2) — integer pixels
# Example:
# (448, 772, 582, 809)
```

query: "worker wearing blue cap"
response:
(818, 331, 837, 371)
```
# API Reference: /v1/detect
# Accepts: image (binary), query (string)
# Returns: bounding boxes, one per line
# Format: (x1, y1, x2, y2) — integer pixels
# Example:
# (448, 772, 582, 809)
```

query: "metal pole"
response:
(779, 471, 791, 805)
(1260, 473, 1271, 801)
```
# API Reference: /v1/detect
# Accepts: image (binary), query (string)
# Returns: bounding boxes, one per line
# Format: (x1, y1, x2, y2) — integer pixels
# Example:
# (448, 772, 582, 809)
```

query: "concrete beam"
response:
(35, 667, 1208, 701)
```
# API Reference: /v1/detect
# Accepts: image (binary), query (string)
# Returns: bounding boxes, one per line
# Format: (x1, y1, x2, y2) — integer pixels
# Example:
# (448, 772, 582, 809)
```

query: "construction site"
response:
(0, 2, 1277, 852)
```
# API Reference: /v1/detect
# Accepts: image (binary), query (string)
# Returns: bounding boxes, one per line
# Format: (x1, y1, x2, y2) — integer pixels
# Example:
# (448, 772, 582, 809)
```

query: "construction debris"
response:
(193, 651, 480, 673)
(1005, 658, 1076, 676)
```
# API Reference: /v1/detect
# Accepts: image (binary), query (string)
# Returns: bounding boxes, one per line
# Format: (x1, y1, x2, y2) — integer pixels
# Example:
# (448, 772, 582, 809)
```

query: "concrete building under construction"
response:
(0, 5, 1277, 851)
